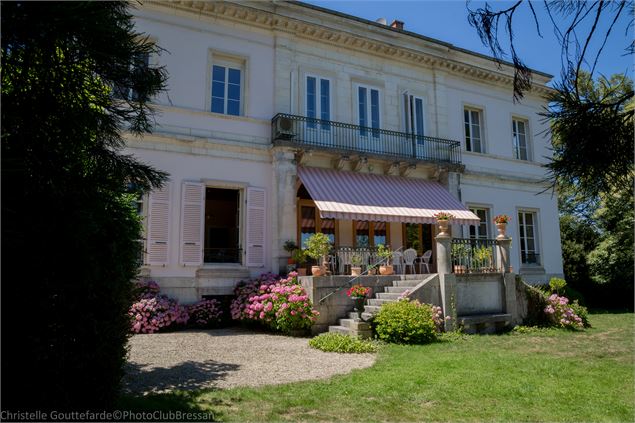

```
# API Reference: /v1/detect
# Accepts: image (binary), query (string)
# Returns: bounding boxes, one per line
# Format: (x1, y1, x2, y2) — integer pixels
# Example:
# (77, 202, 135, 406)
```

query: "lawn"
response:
(121, 312, 634, 422)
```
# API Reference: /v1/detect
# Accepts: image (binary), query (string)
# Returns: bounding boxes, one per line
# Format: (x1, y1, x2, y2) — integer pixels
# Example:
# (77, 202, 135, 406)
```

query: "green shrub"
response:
(374, 300, 437, 344)
(308, 333, 378, 353)
(523, 283, 551, 327)
(569, 300, 591, 328)
(549, 277, 567, 294)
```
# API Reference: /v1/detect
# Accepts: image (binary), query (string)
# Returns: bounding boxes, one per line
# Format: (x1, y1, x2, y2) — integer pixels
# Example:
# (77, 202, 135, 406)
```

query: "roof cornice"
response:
(144, 0, 554, 97)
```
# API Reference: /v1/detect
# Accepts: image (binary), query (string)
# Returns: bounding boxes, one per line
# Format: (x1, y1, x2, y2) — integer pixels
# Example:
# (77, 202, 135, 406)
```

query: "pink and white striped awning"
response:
(297, 167, 480, 225)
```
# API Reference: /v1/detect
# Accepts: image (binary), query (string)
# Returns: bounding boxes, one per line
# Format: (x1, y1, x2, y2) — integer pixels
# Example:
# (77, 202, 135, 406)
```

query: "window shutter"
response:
(146, 184, 171, 266)
(180, 182, 205, 266)
(246, 187, 266, 267)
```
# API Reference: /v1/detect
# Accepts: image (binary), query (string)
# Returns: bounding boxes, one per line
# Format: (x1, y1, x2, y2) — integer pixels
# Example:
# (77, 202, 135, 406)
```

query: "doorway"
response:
(204, 187, 240, 264)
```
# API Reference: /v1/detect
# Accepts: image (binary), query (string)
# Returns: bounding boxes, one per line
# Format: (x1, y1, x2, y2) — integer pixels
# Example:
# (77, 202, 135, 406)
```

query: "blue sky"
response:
(304, 0, 633, 84)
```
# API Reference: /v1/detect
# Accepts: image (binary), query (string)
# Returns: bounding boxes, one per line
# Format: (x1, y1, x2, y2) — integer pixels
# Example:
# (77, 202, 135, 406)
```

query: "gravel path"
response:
(124, 327, 376, 394)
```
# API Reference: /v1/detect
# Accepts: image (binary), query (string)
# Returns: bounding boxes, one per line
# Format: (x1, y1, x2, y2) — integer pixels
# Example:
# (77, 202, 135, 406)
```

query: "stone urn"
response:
(496, 222, 507, 240)
(437, 219, 450, 237)
(379, 264, 394, 275)
(352, 296, 366, 320)
(311, 265, 325, 276)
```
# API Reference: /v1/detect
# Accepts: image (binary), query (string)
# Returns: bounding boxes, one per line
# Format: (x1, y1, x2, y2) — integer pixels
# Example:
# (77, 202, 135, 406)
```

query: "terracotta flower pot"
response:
(437, 219, 450, 237)
(379, 265, 394, 275)
(496, 222, 507, 240)
(351, 266, 362, 276)
(311, 265, 325, 276)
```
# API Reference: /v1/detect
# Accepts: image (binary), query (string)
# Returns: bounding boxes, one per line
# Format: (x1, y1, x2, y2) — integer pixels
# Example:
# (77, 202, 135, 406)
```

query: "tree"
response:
(2, 1, 167, 411)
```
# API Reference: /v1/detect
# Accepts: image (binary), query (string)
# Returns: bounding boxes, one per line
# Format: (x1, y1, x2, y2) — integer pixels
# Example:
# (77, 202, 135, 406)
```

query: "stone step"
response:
(328, 325, 350, 335)
(367, 298, 396, 306)
(347, 311, 376, 321)
(363, 305, 381, 314)
(384, 286, 412, 294)
(376, 292, 403, 300)
(339, 318, 371, 331)
(392, 280, 421, 287)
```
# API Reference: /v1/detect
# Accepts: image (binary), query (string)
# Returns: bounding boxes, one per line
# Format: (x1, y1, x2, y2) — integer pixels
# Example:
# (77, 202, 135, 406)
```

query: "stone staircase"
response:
(328, 278, 422, 338)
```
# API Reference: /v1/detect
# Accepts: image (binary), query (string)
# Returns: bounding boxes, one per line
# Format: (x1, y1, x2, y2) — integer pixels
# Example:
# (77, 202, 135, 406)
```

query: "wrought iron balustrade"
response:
(272, 113, 462, 165)
(451, 238, 500, 274)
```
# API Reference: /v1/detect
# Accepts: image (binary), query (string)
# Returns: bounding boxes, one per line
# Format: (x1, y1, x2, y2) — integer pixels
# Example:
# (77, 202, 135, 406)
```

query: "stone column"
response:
(272, 147, 297, 273)
(435, 231, 452, 275)
(496, 238, 512, 273)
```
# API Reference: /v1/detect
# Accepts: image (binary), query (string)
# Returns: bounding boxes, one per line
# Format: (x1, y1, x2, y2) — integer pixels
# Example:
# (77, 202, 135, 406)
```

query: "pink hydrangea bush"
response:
(230, 272, 320, 333)
(544, 294, 584, 329)
(129, 294, 189, 334)
(188, 299, 223, 328)
(135, 280, 160, 299)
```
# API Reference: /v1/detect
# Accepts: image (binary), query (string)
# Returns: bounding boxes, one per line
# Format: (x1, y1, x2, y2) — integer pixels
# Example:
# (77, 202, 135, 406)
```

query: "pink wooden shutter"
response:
(180, 182, 205, 266)
(246, 187, 266, 267)
(146, 184, 171, 266)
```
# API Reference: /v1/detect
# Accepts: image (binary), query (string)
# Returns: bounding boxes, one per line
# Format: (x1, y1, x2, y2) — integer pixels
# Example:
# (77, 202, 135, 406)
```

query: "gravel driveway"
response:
(124, 327, 375, 394)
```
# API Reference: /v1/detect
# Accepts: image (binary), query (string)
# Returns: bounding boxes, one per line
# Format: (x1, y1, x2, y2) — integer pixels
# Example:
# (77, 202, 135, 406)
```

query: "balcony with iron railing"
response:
(272, 113, 462, 165)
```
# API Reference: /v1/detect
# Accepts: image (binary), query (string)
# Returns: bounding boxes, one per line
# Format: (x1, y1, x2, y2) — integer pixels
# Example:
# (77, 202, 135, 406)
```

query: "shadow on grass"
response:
(123, 360, 240, 395)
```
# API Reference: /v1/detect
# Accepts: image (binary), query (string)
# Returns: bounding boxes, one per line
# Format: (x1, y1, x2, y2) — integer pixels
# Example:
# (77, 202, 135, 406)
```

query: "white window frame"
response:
(210, 57, 244, 116)
(305, 74, 332, 129)
(517, 209, 540, 266)
(464, 107, 484, 153)
(512, 117, 530, 161)
(468, 207, 490, 240)
(355, 83, 382, 138)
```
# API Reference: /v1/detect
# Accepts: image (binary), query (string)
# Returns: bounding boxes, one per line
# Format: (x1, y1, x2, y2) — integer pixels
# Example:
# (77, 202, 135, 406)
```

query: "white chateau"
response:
(128, 1, 564, 302)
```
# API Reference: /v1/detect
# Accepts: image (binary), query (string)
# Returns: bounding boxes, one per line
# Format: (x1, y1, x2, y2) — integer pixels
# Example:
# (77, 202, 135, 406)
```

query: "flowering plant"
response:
(347, 284, 372, 298)
(433, 212, 454, 221)
(129, 295, 189, 334)
(493, 214, 511, 224)
(187, 299, 223, 328)
(544, 294, 584, 329)
(230, 272, 320, 333)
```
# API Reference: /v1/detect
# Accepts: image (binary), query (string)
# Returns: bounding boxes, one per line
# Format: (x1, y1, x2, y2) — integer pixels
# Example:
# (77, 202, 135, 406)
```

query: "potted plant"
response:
(433, 212, 454, 237)
(350, 254, 363, 276)
(451, 243, 469, 274)
(493, 214, 511, 240)
(377, 244, 394, 275)
(347, 284, 372, 320)
(283, 240, 298, 264)
(367, 263, 378, 275)
(292, 248, 308, 276)
(303, 232, 332, 276)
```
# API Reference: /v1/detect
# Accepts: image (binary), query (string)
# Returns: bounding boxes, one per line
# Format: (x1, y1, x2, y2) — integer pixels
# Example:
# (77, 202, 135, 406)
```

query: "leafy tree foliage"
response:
(2, 1, 167, 410)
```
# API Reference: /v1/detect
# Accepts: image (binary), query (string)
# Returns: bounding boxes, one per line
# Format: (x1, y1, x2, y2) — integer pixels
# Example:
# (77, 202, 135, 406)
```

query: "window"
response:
(512, 118, 529, 160)
(402, 223, 433, 255)
(353, 221, 390, 248)
(358, 85, 380, 137)
(464, 108, 483, 153)
(297, 199, 338, 247)
(469, 207, 489, 240)
(306, 76, 330, 129)
(518, 211, 539, 265)
(211, 63, 242, 116)
(404, 94, 425, 141)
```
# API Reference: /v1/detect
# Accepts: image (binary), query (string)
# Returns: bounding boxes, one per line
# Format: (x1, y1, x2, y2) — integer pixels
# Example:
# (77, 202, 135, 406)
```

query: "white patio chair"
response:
(392, 251, 404, 274)
(420, 249, 432, 273)
(403, 248, 418, 274)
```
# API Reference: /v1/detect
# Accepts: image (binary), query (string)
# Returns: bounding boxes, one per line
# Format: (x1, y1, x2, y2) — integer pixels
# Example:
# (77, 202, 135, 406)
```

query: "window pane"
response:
(370, 89, 380, 138)
(415, 98, 424, 136)
(472, 123, 481, 140)
(300, 206, 316, 248)
(320, 79, 330, 120)
(212, 81, 225, 100)
(464, 123, 471, 151)
(355, 220, 370, 248)
(525, 213, 533, 225)
(227, 99, 240, 116)
(227, 83, 240, 101)
(228, 68, 241, 84)
(321, 218, 336, 245)
(358, 87, 367, 135)
(211, 97, 224, 113)
(471, 110, 479, 125)
(472, 139, 481, 153)
(373, 222, 387, 246)
(517, 120, 525, 135)
(212, 65, 225, 82)
(464, 109, 470, 125)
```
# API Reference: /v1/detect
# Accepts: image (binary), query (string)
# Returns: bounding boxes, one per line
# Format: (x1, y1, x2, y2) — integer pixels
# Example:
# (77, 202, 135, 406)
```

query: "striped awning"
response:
(297, 167, 480, 225)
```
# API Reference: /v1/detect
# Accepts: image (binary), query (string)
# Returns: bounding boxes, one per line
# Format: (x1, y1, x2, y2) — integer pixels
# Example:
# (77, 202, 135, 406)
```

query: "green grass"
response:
(121, 312, 634, 422)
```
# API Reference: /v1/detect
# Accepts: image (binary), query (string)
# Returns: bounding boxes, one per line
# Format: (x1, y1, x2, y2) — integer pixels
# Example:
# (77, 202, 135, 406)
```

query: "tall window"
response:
(306, 76, 330, 129)
(211, 63, 242, 116)
(512, 118, 529, 160)
(297, 199, 337, 247)
(464, 108, 483, 153)
(358, 85, 380, 137)
(405, 94, 425, 142)
(469, 207, 489, 239)
(518, 211, 539, 265)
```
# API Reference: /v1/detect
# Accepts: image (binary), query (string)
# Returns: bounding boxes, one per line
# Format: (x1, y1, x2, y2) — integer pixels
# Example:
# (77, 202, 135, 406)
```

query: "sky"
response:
(303, 0, 634, 85)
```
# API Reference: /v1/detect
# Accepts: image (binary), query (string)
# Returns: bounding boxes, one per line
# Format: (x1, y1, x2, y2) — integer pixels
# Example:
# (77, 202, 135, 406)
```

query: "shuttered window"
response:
(146, 184, 171, 266)
(180, 182, 205, 266)
(246, 187, 266, 267)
